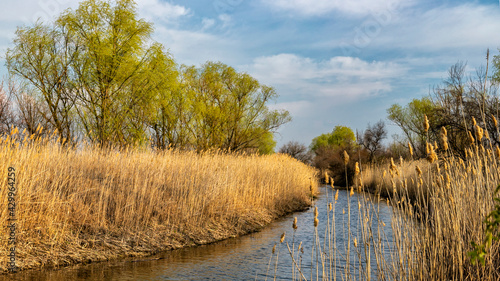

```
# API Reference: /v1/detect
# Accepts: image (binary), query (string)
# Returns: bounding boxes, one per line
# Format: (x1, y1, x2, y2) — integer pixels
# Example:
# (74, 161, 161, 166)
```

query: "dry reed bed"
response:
(349, 144, 499, 280)
(275, 143, 499, 280)
(0, 134, 318, 272)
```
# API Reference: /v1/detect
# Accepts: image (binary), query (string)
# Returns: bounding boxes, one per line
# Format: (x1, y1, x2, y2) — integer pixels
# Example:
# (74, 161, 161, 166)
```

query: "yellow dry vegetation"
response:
(0, 131, 317, 272)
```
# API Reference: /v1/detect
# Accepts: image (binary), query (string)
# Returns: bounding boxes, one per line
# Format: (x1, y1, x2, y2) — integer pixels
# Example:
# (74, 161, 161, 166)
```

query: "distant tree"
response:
(362, 120, 387, 162)
(279, 141, 313, 163)
(387, 97, 436, 157)
(0, 82, 16, 135)
(310, 125, 356, 153)
(389, 59, 500, 157)
(310, 125, 360, 186)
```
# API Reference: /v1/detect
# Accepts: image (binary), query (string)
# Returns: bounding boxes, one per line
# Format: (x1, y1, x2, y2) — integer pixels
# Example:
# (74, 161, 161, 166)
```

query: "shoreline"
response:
(3, 200, 313, 275)
(0, 143, 318, 274)
(0, 192, 312, 276)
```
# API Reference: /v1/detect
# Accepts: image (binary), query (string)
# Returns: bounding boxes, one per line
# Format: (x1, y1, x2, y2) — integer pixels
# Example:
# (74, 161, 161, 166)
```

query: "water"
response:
(6, 187, 395, 281)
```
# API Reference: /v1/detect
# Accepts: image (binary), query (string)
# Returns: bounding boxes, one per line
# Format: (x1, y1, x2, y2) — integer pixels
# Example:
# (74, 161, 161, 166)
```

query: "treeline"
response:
(1, 0, 289, 153)
(388, 58, 500, 158)
(280, 51, 500, 185)
(280, 123, 392, 186)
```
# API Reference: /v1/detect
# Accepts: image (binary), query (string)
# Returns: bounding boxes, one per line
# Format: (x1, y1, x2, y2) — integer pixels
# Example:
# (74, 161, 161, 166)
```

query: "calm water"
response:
(6, 187, 395, 281)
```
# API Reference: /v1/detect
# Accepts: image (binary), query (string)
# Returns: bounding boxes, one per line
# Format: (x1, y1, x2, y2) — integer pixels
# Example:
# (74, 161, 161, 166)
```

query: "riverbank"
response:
(0, 137, 318, 273)
(354, 148, 500, 280)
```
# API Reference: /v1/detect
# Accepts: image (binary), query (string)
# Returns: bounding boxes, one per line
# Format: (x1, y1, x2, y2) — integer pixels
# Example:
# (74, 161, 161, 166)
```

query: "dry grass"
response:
(278, 141, 500, 280)
(0, 131, 318, 272)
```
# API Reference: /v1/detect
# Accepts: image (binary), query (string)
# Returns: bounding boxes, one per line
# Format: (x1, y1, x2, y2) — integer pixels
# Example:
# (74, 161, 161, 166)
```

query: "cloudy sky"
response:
(1, 0, 500, 148)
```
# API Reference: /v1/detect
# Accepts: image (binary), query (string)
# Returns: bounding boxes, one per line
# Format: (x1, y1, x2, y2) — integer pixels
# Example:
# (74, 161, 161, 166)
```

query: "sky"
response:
(1, 0, 500, 148)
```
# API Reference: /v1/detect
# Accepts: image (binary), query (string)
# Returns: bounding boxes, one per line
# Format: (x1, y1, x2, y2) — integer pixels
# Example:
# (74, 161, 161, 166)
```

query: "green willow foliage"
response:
(6, 0, 289, 153)
(470, 185, 500, 265)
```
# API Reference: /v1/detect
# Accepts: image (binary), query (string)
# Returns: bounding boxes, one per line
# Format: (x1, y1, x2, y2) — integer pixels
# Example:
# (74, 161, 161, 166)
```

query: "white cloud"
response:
(369, 3, 500, 51)
(247, 54, 405, 100)
(0, 0, 76, 25)
(268, 100, 313, 117)
(218, 14, 232, 28)
(136, 0, 190, 23)
(201, 18, 215, 30)
(265, 0, 409, 16)
(153, 26, 241, 66)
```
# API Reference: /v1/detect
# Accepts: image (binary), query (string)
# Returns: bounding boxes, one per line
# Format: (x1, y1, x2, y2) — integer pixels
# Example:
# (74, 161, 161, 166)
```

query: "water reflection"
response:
(5, 187, 395, 281)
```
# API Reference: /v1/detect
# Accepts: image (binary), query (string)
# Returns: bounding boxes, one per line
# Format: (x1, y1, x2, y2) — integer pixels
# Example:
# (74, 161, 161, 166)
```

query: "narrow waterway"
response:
(6, 187, 395, 280)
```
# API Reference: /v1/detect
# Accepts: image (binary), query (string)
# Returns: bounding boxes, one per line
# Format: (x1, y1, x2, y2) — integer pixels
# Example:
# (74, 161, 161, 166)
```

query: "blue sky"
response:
(1, 0, 500, 148)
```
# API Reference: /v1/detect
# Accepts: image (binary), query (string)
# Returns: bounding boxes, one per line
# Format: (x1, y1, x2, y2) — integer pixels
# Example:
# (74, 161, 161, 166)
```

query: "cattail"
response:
(408, 142, 413, 156)
(293, 217, 298, 230)
(475, 125, 484, 141)
(496, 146, 500, 159)
(383, 170, 386, 178)
(468, 131, 475, 145)
(314, 207, 319, 227)
(390, 157, 397, 171)
(330, 178, 334, 188)
(343, 150, 349, 165)
(440, 127, 449, 151)
(280, 232, 286, 243)
(423, 115, 430, 132)
(334, 190, 339, 201)
(354, 162, 360, 176)
(485, 129, 490, 140)
(441, 126, 448, 137)
(459, 158, 465, 168)
(272, 244, 276, 254)
(426, 142, 437, 163)
(324, 171, 329, 184)
(353, 237, 358, 247)
(350, 187, 354, 196)
(328, 203, 332, 211)
(416, 165, 422, 177)
(472, 117, 477, 126)
(492, 114, 498, 127)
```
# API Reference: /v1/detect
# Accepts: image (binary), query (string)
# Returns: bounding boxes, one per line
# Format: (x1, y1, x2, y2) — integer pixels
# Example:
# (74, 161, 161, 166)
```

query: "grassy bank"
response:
(360, 145, 500, 280)
(274, 143, 499, 280)
(0, 133, 318, 273)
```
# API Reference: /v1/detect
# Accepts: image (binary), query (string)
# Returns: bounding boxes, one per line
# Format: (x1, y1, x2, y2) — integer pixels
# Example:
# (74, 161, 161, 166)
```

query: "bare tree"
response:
(362, 120, 387, 162)
(0, 82, 16, 135)
(279, 141, 313, 164)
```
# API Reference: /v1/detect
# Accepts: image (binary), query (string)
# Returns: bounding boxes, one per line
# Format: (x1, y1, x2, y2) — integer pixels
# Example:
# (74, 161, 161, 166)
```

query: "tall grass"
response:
(276, 136, 500, 280)
(0, 131, 318, 272)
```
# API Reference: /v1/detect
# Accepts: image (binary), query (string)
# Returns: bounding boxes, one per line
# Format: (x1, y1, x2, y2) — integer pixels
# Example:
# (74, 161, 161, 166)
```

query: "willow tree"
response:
(6, 22, 78, 143)
(185, 62, 290, 153)
(7, 0, 175, 147)
(58, 0, 163, 147)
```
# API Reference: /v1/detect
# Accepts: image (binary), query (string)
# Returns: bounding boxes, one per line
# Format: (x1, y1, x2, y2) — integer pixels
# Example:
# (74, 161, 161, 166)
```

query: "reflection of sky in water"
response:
(6, 187, 396, 281)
